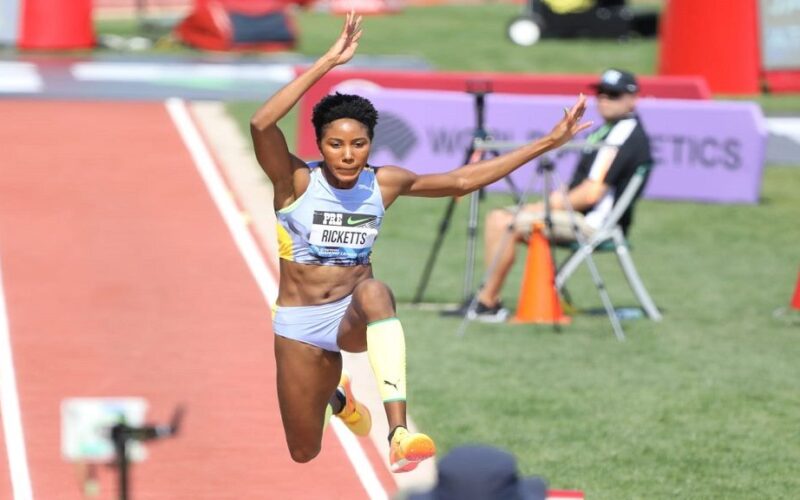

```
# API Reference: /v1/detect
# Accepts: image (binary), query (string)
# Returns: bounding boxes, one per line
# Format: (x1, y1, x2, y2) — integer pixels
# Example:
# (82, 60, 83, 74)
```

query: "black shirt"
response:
(569, 113, 652, 234)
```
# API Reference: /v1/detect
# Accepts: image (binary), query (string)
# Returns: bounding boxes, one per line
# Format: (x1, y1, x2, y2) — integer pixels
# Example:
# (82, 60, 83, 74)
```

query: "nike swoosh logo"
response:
(347, 216, 371, 225)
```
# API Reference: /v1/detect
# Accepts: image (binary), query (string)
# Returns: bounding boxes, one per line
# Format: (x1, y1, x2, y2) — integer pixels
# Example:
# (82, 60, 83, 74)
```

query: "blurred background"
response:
(1, 1, 799, 499)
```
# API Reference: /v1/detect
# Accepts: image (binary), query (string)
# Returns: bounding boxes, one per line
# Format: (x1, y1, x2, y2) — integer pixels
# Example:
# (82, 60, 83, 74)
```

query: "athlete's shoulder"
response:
(374, 164, 413, 179)
(375, 165, 416, 187)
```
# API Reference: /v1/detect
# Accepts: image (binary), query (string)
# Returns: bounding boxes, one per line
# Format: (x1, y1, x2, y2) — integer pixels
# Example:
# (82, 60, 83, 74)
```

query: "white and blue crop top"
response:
(276, 162, 385, 266)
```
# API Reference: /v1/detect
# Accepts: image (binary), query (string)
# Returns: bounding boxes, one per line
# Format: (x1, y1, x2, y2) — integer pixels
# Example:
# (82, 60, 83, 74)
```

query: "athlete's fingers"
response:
(570, 93, 587, 119)
(572, 96, 587, 121)
(575, 97, 586, 119)
(575, 121, 593, 134)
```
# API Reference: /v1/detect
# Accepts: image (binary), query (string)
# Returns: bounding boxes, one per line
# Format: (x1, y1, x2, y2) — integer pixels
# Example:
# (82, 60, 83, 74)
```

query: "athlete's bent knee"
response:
(353, 279, 393, 303)
(288, 444, 321, 464)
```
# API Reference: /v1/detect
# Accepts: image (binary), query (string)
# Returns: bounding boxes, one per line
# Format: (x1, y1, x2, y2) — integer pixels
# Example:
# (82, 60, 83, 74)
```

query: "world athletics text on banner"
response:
(352, 88, 767, 204)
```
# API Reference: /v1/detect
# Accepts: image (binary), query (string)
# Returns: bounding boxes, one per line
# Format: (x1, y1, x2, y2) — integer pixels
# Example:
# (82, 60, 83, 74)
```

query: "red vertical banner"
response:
(658, 0, 761, 94)
(19, 0, 94, 49)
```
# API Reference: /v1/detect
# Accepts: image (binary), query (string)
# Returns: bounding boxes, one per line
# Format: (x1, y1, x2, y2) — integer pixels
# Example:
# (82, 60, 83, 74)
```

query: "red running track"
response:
(0, 101, 394, 499)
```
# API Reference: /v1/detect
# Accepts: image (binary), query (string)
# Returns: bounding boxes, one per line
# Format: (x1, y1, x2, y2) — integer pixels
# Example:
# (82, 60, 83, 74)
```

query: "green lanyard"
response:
(587, 124, 610, 145)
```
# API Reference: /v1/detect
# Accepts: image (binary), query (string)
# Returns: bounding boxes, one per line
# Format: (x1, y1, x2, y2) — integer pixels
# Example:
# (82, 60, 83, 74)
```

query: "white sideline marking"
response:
(73, 62, 294, 83)
(0, 254, 34, 500)
(165, 98, 278, 308)
(165, 98, 388, 500)
(767, 118, 800, 142)
(330, 419, 389, 500)
(0, 62, 43, 93)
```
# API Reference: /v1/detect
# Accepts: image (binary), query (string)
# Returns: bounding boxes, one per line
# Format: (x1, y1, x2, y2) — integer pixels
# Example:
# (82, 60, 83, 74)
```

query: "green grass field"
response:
(295, 5, 659, 75)
(221, 6, 800, 499)
(386, 171, 800, 499)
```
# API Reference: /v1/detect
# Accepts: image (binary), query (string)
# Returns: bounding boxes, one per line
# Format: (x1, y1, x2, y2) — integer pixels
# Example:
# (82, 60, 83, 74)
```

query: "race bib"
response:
(309, 211, 380, 259)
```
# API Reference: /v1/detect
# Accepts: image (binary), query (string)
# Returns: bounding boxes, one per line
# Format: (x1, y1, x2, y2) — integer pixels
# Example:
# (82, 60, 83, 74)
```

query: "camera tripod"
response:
(412, 81, 521, 307)
(111, 405, 185, 500)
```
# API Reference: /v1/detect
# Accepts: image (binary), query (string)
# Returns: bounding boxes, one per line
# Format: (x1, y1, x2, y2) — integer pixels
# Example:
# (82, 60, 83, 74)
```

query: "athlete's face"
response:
(597, 91, 637, 121)
(318, 118, 372, 188)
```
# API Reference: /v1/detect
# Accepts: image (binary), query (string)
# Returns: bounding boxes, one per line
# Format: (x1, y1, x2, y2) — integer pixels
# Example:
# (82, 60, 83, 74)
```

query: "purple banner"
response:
(347, 86, 767, 204)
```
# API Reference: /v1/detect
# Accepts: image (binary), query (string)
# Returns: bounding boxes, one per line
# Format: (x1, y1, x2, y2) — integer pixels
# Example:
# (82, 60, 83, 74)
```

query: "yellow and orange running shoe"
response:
(389, 427, 436, 473)
(335, 371, 372, 437)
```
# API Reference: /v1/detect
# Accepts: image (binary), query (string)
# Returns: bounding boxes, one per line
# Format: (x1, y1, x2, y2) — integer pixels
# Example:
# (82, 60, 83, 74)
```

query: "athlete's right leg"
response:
(274, 334, 342, 463)
(337, 279, 435, 473)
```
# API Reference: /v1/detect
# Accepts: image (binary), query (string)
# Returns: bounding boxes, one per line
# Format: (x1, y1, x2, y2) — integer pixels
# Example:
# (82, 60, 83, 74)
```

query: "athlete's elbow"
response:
(250, 113, 277, 133)
(249, 118, 269, 134)
(454, 177, 475, 196)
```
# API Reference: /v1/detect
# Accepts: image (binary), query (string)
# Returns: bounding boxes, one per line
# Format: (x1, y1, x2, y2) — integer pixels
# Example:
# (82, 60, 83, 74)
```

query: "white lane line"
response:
(72, 62, 295, 83)
(164, 98, 388, 500)
(767, 118, 800, 142)
(0, 62, 43, 93)
(330, 419, 390, 500)
(0, 254, 34, 500)
(165, 98, 278, 307)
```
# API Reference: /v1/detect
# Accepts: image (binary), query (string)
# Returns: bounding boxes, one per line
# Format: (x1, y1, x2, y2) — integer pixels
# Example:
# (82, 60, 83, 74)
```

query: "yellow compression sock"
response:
(366, 318, 407, 403)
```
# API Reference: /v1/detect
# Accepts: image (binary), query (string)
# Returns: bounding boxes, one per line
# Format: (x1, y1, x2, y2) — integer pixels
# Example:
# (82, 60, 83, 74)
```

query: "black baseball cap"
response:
(407, 445, 547, 500)
(591, 68, 639, 94)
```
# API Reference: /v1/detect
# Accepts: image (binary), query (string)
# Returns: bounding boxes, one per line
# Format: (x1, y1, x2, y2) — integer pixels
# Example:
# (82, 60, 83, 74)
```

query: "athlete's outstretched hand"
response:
(324, 11, 363, 67)
(546, 94, 592, 149)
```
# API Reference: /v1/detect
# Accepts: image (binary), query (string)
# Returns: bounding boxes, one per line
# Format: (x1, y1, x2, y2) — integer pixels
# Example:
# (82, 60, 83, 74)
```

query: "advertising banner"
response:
(296, 69, 711, 157)
(339, 87, 767, 204)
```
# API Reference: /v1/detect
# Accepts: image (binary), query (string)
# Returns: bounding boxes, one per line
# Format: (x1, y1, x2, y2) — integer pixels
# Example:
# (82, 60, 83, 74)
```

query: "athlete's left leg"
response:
(274, 335, 342, 463)
(337, 278, 435, 472)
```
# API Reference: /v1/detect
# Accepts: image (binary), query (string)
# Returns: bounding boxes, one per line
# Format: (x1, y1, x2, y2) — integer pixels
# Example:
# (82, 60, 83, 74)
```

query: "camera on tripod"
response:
(413, 80, 520, 309)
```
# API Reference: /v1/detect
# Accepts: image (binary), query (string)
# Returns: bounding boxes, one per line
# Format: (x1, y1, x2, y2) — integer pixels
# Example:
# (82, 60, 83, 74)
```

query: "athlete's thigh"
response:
(274, 335, 342, 450)
(337, 301, 368, 353)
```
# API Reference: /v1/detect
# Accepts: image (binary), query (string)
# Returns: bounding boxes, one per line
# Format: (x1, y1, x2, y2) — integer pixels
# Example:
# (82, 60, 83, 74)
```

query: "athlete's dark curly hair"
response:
(312, 93, 379, 142)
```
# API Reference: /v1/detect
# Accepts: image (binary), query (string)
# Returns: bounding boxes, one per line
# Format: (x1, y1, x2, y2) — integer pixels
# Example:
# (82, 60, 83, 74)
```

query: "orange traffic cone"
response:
(513, 224, 570, 324)
(790, 270, 800, 311)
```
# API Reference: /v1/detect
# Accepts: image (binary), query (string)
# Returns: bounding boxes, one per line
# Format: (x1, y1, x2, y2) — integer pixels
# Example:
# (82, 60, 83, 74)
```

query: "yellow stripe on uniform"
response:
(277, 223, 294, 261)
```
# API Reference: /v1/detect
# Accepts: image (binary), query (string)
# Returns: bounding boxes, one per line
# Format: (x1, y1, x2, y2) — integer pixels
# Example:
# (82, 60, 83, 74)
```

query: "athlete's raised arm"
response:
(376, 95, 591, 204)
(250, 12, 363, 209)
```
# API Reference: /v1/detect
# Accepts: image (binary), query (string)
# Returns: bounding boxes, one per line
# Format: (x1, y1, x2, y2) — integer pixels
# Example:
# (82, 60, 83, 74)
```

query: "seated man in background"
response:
(472, 68, 653, 322)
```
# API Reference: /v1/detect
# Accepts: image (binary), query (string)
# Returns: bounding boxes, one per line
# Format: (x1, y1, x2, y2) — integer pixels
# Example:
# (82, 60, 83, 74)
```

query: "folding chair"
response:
(554, 163, 662, 321)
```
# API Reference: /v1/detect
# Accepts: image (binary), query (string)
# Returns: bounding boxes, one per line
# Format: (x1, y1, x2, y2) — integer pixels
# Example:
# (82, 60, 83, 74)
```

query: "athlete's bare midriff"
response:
(277, 258, 373, 306)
